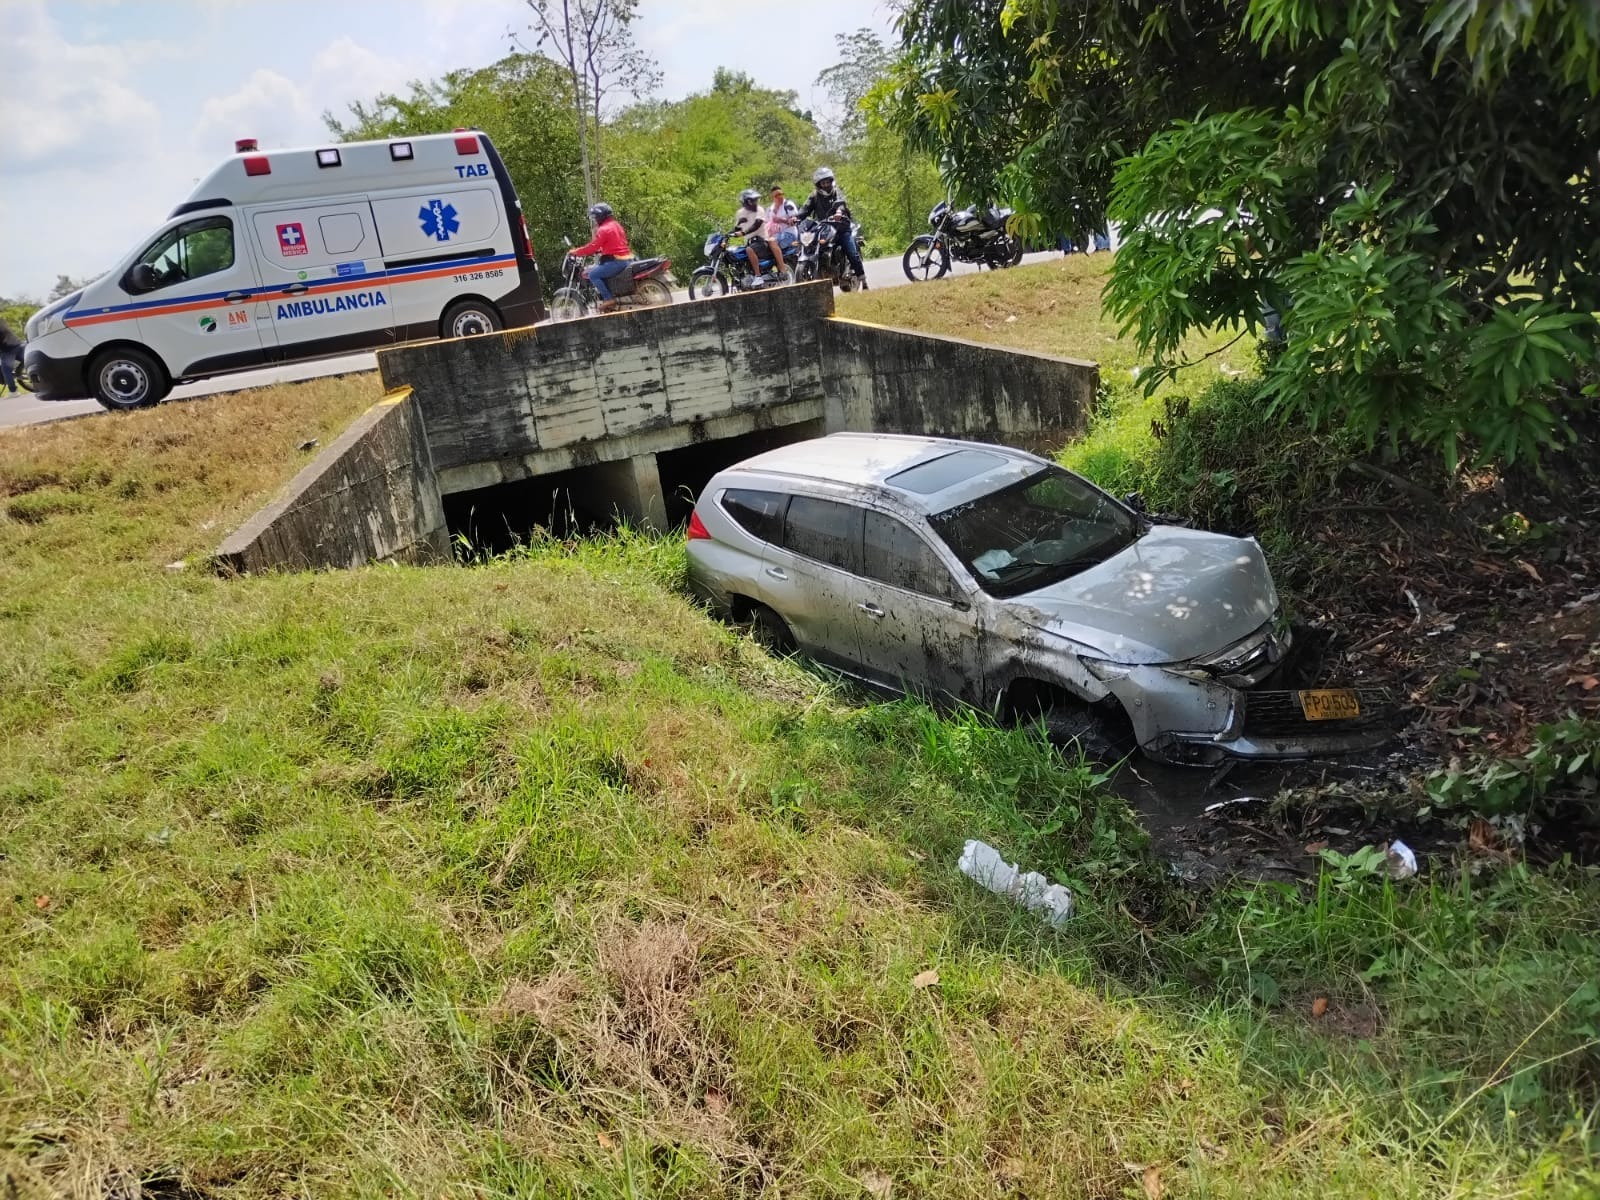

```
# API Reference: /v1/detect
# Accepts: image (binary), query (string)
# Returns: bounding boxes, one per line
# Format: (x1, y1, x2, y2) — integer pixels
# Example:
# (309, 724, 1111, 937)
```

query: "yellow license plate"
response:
(1298, 689, 1361, 721)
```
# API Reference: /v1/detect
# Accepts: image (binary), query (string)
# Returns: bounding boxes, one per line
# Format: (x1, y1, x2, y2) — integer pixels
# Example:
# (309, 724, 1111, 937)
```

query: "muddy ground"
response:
(1123, 452, 1600, 882)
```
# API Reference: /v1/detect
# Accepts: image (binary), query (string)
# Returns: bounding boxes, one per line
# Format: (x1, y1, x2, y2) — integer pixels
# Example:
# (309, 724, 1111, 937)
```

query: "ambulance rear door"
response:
(247, 199, 394, 361)
(369, 184, 511, 340)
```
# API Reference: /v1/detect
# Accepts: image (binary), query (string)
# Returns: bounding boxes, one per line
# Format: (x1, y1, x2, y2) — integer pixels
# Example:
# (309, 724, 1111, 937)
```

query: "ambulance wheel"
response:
(90, 347, 167, 412)
(441, 299, 502, 340)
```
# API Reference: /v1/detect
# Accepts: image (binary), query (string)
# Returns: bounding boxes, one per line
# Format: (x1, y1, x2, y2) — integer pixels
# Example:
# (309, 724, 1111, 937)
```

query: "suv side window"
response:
(863, 510, 957, 600)
(781, 495, 863, 574)
(135, 217, 236, 291)
(720, 488, 787, 545)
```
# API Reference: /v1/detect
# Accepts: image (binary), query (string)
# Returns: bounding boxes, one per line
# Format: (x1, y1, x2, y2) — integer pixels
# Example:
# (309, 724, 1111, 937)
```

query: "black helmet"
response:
(813, 166, 835, 190)
(739, 188, 761, 209)
(587, 202, 614, 222)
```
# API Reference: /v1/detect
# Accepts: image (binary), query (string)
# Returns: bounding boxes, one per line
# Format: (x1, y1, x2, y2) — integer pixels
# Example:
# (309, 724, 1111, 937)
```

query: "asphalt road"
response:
(0, 249, 1064, 432)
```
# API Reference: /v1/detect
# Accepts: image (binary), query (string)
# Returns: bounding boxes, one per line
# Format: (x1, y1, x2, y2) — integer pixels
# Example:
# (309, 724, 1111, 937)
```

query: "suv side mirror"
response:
(126, 263, 158, 294)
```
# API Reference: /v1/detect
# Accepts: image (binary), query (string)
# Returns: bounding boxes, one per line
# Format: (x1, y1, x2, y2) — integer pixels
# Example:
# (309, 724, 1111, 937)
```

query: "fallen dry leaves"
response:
(1124, 1162, 1163, 1199)
(911, 969, 940, 990)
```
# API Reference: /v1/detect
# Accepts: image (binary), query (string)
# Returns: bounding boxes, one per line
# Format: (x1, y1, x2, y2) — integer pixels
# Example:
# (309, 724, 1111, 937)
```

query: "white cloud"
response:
(7, 0, 164, 172)
(0, 0, 894, 298)
(194, 68, 319, 152)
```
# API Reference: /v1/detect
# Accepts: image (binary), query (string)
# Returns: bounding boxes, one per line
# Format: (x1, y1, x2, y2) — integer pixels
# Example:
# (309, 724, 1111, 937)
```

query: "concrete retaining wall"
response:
(215, 389, 448, 573)
(219, 286, 1103, 571)
(818, 317, 1097, 450)
(378, 281, 837, 494)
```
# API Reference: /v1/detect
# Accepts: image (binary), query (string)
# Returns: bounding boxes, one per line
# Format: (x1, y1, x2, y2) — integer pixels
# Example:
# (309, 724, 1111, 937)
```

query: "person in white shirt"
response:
(732, 188, 779, 283)
(766, 184, 799, 273)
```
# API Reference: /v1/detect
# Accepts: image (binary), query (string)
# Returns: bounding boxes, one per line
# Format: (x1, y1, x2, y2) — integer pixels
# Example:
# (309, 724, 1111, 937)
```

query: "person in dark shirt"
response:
(794, 166, 866, 286)
(0, 318, 22, 395)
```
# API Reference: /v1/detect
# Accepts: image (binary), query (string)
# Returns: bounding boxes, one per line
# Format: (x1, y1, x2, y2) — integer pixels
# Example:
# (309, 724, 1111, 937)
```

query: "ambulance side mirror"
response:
(126, 263, 158, 294)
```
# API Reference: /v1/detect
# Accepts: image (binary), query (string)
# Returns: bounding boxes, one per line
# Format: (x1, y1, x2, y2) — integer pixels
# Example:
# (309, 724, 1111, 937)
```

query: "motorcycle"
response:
(793, 206, 866, 293)
(688, 230, 795, 299)
(902, 200, 1025, 281)
(6, 345, 35, 394)
(549, 237, 674, 321)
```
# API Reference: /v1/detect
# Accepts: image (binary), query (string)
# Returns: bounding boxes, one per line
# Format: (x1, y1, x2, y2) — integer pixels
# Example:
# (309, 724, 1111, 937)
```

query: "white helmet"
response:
(813, 166, 835, 189)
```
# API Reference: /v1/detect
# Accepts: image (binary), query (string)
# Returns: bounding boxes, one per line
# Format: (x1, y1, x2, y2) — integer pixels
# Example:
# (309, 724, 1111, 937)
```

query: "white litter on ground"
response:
(958, 839, 1074, 927)
(1386, 839, 1418, 880)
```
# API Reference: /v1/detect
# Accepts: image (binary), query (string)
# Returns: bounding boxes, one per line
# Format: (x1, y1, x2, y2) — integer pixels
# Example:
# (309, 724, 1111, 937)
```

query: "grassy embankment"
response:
(1, 262, 1596, 1196)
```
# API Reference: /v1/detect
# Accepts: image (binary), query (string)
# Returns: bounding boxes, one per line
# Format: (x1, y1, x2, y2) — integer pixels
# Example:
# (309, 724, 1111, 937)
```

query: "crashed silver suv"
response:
(685, 433, 1388, 764)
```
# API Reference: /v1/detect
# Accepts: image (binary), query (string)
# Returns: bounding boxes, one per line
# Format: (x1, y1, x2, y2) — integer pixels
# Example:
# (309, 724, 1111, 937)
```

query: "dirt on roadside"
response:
(1122, 444, 1600, 881)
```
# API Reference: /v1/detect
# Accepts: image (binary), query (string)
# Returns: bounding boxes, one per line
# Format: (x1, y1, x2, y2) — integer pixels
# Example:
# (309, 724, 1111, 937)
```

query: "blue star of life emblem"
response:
(419, 199, 460, 242)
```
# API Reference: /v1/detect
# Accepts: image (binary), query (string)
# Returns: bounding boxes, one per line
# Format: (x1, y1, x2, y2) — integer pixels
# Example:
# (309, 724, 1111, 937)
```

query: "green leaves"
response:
(896, 0, 1600, 467)
(1424, 0, 1600, 92)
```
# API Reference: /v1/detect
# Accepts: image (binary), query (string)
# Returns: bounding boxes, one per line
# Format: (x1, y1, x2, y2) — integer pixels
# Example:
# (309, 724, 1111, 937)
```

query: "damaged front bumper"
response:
(1103, 666, 1393, 765)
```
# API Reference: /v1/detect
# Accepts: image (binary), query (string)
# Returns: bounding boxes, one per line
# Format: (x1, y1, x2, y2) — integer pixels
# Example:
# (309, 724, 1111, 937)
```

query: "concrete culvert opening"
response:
(655, 420, 826, 526)
(442, 467, 623, 555)
(445, 421, 830, 556)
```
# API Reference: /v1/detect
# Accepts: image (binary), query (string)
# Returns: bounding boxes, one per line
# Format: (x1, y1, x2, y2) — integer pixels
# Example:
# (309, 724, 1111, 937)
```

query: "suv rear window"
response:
(781, 496, 862, 573)
(720, 489, 787, 544)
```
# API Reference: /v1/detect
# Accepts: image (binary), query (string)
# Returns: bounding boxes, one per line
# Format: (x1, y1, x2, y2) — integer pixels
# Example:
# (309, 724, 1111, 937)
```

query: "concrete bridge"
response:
(217, 282, 1099, 572)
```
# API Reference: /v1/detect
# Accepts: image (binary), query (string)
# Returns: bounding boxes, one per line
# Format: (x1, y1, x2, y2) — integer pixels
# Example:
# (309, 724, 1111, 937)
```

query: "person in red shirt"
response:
(569, 202, 633, 312)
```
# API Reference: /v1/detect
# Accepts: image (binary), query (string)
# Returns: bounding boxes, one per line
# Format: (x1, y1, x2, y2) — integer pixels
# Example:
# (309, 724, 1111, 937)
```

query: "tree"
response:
(601, 72, 823, 276)
(514, 0, 660, 206)
(815, 31, 945, 255)
(47, 275, 95, 303)
(815, 28, 893, 147)
(1, 296, 38, 335)
(893, 0, 1600, 465)
(327, 54, 587, 281)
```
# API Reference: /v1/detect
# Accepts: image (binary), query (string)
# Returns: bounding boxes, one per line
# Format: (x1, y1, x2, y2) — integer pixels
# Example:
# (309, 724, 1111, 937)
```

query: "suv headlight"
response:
(1081, 656, 1132, 682)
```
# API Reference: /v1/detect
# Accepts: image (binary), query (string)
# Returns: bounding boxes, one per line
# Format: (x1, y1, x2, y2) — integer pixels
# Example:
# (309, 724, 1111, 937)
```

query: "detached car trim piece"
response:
(685, 433, 1392, 764)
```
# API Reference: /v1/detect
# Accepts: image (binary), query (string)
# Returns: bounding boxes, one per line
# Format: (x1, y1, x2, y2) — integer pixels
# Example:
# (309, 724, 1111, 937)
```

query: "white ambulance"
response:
(25, 131, 545, 411)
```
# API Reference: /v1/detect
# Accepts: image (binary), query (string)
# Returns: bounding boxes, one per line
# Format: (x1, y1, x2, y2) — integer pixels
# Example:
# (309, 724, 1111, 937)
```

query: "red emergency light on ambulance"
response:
(24, 131, 545, 411)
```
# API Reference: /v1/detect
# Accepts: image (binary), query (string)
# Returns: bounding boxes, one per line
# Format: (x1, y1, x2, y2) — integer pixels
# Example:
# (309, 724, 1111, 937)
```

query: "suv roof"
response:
(728, 433, 1044, 503)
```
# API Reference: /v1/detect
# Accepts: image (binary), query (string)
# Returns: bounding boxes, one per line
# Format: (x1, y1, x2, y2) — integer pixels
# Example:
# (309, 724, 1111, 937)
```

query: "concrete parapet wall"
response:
(215, 389, 449, 573)
(818, 317, 1097, 450)
(221, 286, 1104, 569)
(378, 281, 837, 484)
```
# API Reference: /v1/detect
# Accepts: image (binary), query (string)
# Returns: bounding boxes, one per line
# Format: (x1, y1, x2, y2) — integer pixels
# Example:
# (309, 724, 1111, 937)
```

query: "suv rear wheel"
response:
(748, 604, 797, 656)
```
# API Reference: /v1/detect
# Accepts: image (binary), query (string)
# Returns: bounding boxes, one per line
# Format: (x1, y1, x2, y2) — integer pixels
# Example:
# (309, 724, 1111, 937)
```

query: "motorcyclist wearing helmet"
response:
(795, 166, 866, 286)
(568, 202, 633, 313)
(731, 188, 782, 284)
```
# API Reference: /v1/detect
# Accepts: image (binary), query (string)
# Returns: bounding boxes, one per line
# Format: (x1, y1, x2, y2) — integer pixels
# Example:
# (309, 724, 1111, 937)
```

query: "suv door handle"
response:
(282, 283, 308, 295)
(224, 291, 248, 303)
(858, 602, 886, 618)
(764, 566, 788, 581)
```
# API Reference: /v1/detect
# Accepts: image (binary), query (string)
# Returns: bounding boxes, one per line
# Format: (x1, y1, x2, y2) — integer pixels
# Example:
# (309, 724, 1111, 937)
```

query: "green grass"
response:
(1, 298, 1597, 1196)
(837, 254, 1258, 491)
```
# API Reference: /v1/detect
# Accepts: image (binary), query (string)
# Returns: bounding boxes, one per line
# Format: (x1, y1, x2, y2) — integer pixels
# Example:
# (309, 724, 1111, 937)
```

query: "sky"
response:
(1, 0, 897, 300)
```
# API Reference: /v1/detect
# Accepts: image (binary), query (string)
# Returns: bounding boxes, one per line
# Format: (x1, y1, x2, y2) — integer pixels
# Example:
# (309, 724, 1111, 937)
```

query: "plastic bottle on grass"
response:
(958, 839, 1074, 927)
